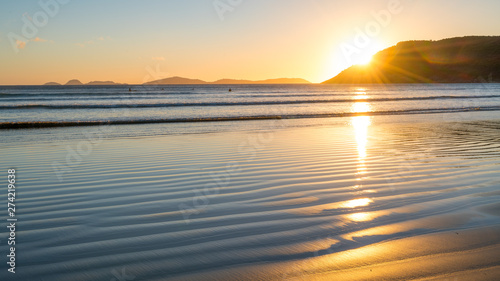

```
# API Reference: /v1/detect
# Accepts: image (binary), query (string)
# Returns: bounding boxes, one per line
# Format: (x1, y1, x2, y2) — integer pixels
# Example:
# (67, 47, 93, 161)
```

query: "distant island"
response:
(145, 77, 311, 85)
(324, 36, 500, 84)
(44, 80, 126, 86)
(44, 77, 310, 86)
(87, 81, 126, 85)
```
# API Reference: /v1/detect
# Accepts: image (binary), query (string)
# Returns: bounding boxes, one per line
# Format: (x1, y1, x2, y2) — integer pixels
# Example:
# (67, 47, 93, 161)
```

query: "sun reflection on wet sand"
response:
(341, 198, 373, 208)
(352, 115, 370, 160)
(347, 94, 374, 220)
(346, 212, 374, 222)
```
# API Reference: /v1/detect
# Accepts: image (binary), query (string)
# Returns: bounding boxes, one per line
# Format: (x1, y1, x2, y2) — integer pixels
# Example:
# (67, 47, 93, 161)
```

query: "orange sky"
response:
(1, 0, 499, 85)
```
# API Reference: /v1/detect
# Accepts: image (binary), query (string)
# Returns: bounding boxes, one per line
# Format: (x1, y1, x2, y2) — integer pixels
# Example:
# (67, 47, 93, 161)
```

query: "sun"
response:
(352, 41, 384, 66)
(357, 53, 375, 65)
(321, 40, 386, 82)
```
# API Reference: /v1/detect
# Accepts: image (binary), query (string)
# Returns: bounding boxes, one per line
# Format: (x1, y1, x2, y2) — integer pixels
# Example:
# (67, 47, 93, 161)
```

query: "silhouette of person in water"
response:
(229, 88, 232, 92)
(129, 88, 131, 92)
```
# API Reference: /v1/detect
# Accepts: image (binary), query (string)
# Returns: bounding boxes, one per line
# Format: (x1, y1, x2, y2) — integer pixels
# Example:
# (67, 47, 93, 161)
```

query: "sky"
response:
(1, 0, 499, 85)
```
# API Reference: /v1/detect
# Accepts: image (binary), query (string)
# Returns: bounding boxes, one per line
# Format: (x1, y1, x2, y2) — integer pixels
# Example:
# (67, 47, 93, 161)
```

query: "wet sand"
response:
(1, 112, 499, 280)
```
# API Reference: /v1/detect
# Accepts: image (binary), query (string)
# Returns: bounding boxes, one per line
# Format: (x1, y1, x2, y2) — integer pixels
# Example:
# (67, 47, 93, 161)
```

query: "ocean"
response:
(1, 84, 500, 127)
(1, 84, 500, 280)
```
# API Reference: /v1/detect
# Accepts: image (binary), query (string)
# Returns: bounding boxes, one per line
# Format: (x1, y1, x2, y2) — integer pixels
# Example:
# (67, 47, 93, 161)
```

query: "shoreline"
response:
(2, 106, 500, 129)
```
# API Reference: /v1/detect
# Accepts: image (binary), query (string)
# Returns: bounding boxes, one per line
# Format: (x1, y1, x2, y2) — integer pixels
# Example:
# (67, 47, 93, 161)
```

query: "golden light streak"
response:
(341, 198, 373, 208)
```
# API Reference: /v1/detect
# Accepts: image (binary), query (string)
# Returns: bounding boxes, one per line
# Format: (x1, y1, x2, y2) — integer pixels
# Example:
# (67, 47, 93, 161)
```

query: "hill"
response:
(86, 81, 125, 85)
(145, 77, 207, 85)
(146, 77, 310, 85)
(64, 79, 84, 85)
(45, 77, 310, 86)
(44, 80, 125, 86)
(213, 78, 310, 84)
(323, 36, 500, 84)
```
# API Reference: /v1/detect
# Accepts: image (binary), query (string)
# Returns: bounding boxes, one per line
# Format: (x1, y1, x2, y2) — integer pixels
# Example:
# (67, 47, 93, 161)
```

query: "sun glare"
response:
(357, 53, 374, 65)
(352, 41, 384, 66)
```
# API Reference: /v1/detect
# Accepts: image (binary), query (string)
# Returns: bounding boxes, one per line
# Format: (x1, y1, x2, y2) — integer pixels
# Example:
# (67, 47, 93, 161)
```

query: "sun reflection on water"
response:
(354, 91, 367, 100)
(352, 102, 371, 114)
(351, 97, 372, 166)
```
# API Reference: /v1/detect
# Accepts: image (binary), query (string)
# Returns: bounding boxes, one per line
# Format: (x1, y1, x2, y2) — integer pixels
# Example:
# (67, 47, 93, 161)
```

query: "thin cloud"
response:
(16, 40, 26, 49)
(75, 40, 94, 47)
(13, 37, 50, 50)
(31, 37, 47, 42)
(152, 56, 165, 61)
(75, 36, 111, 47)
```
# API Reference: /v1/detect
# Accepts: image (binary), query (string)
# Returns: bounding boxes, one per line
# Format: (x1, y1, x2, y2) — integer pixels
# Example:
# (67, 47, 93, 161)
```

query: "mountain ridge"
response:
(324, 36, 500, 84)
(44, 80, 127, 86)
(44, 77, 311, 86)
(145, 77, 311, 85)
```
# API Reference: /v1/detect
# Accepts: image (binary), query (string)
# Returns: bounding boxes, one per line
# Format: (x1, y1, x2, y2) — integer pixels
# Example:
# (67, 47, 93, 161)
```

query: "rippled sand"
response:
(1, 112, 499, 280)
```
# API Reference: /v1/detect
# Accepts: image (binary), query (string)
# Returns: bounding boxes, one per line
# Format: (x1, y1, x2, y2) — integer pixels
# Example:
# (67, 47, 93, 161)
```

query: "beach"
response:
(1, 89, 500, 280)
(2, 0, 500, 279)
